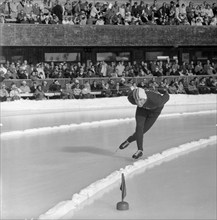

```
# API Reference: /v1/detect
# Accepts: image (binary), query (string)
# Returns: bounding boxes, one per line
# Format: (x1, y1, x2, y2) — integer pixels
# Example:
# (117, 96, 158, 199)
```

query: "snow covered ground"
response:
(1, 95, 216, 219)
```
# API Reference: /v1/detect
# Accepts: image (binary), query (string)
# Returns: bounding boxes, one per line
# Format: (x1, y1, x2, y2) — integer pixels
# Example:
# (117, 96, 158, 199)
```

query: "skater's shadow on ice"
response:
(62, 146, 131, 161)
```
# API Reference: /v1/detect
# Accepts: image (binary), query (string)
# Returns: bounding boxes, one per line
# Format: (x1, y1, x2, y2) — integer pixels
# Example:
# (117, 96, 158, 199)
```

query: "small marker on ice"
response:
(116, 173, 129, 211)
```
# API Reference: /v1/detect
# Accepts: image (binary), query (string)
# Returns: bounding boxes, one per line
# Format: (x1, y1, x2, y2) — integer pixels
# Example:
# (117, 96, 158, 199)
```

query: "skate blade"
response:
(114, 147, 119, 153)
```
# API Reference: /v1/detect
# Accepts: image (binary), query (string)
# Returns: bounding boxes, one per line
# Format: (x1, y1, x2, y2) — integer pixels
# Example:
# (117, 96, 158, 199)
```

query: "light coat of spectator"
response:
(10, 83, 21, 100)
(0, 83, 9, 102)
(19, 80, 31, 93)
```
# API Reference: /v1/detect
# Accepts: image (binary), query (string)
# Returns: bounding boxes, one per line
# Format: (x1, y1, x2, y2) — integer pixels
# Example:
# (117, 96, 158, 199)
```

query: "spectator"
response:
(10, 83, 21, 100)
(0, 83, 9, 102)
(18, 69, 29, 79)
(95, 16, 104, 25)
(178, 3, 187, 23)
(194, 61, 204, 75)
(41, 80, 49, 92)
(19, 80, 31, 93)
(52, 0, 63, 23)
(0, 0, 216, 26)
(205, 4, 214, 19)
(186, 79, 199, 94)
(177, 79, 186, 94)
(0, 64, 7, 76)
(30, 81, 38, 93)
(63, 79, 75, 99)
(30, 71, 39, 81)
(116, 61, 125, 77)
(101, 80, 111, 97)
(17, 0, 26, 14)
(49, 79, 61, 92)
(16, 9, 26, 23)
(204, 60, 214, 75)
(62, 16, 70, 24)
(198, 77, 211, 94)
(210, 17, 217, 25)
(158, 78, 169, 92)
(168, 80, 178, 94)
(81, 81, 93, 98)
(106, 62, 116, 77)
(34, 84, 47, 100)
(28, 11, 37, 23)
(73, 82, 82, 99)
(20, 15, 29, 23)
(119, 77, 130, 95)
(0, 14, 6, 23)
(108, 79, 118, 97)
(211, 62, 217, 74)
(206, 76, 217, 93)
(186, 1, 195, 23)
(25, 0, 33, 15)
(64, 0, 72, 16)
(130, 81, 138, 91)
(91, 80, 101, 91)
(141, 62, 151, 75)
(9, 0, 18, 19)
(32, 2, 41, 16)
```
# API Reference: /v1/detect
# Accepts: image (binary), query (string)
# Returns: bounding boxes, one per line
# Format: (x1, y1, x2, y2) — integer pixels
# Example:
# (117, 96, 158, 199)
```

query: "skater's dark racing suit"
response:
(127, 89, 170, 151)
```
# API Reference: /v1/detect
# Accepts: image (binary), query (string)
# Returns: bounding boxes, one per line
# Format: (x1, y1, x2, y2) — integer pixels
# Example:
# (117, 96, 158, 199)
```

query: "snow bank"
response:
(1, 110, 216, 140)
(1, 94, 216, 113)
(38, 135, 216, 219)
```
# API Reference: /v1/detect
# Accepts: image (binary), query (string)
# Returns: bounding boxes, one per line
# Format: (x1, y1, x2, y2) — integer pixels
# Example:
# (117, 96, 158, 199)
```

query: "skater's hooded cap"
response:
(128, 88, 147, 107)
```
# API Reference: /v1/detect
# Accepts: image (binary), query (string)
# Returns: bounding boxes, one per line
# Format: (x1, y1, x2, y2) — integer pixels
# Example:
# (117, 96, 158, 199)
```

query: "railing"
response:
(2, 75, 217, 88)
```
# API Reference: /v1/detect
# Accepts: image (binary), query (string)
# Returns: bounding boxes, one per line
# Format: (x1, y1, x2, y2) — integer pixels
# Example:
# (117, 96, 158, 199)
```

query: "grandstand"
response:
(0, 0, 217, 101)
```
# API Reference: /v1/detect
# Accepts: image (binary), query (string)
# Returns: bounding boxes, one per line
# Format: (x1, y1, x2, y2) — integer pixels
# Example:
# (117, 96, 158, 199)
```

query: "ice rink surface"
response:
(1, 96, 216, 219)
(63, 144, 216, 220)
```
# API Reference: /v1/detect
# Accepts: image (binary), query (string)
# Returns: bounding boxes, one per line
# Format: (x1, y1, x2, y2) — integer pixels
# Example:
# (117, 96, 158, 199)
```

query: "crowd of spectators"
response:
(0, 59, 217, 82)
(0, 74, 217, 102)
(1, 58, 216, 101)
(0, 0, 217, 25)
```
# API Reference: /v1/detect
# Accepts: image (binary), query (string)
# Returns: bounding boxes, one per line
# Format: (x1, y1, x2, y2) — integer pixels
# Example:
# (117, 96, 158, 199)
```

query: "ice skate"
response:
(119, 140, 130, 150)
(132, 150, 143, 159)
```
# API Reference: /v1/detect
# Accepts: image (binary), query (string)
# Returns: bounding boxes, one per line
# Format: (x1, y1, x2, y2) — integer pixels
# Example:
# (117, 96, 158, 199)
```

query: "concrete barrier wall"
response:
(2, 94, 217, 114)
(1, 24, 217, 47)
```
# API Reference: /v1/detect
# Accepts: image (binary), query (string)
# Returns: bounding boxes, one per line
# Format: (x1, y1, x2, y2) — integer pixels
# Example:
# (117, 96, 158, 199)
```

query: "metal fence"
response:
(2, 75, 217, 88)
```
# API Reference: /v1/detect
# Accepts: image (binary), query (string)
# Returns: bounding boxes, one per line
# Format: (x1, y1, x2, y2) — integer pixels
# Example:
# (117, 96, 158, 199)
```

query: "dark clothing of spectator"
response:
(49, 82, 61, 92)
(52, 4, 63, 23)
(34, 88, 46, 100)
(16, 11, 26, 23)
(132, 4, 139, 17)
(30, 84, 38, 93)
(198, 84, 210, 94)
(32, 4, 41, 16)
(91, 82, 101, 91)
(206, 77, 217, 92)
(186, 81, 199, 94)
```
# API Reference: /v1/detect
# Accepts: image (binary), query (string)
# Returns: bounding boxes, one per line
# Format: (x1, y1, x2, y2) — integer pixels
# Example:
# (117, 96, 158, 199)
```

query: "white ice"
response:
(1, 95, 216, 219)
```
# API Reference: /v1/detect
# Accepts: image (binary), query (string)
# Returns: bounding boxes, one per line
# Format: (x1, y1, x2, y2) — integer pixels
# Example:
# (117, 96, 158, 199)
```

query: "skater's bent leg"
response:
(142, 113, 160, 134)
(135, 112, 160, 151)
(127, 114, 146, 150)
